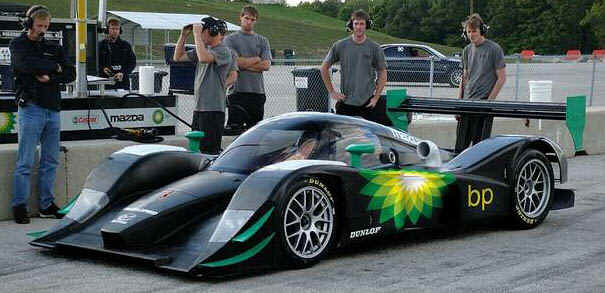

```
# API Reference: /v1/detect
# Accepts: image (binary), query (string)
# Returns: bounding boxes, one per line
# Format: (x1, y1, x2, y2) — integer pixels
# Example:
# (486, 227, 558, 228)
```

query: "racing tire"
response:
(277, 177, 337, 268)
(511, 149, 554, 229)
(448, 68, 463, 87)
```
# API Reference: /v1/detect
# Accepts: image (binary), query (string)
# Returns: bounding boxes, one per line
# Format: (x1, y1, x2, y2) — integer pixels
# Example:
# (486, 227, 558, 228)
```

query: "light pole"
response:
(74, 0, 88, 98)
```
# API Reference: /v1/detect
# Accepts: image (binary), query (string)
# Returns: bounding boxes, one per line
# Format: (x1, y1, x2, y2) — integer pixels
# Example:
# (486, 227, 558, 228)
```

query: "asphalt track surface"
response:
(1, 154, 604, 292)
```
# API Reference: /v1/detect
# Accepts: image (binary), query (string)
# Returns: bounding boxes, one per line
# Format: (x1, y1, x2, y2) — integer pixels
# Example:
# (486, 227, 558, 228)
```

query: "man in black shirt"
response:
(98, 17, 136, 89)
(10, 5, 75, 224)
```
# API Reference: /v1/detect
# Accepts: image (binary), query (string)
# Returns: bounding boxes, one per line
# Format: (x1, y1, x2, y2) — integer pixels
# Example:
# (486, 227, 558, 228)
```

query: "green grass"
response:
(3, 0, 459, 58)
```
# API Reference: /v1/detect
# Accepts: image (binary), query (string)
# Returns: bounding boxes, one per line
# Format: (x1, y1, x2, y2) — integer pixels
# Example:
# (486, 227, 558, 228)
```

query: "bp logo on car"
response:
(0, 112, 16, 134)
(152, 110, 164, 125)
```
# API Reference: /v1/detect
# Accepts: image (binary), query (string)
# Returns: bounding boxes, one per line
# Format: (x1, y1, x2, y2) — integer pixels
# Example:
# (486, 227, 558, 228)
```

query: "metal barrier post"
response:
(429, 56, 434, 98)
(589, 57, 596, 106)
(566, 96, 587, 154)
(515, 54, 520, 101)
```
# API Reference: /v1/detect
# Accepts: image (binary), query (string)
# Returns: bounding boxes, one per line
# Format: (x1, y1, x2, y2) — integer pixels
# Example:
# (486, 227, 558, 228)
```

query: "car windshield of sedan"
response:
(210, 129, 325, 173)
(427, 47, 446, 59)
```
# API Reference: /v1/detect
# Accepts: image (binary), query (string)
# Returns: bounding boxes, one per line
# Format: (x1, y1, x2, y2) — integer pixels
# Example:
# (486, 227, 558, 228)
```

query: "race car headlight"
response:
(65, 188, 109, 224)
(209, 210, 255, 243)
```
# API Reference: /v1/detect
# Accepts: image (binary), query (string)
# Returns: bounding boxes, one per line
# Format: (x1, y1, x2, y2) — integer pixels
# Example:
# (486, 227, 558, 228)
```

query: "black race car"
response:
(31, 112, 573, 276)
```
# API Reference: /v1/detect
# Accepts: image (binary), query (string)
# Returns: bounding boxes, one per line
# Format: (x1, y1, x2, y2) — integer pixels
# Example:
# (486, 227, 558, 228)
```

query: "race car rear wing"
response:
(385, 89, 587, 154)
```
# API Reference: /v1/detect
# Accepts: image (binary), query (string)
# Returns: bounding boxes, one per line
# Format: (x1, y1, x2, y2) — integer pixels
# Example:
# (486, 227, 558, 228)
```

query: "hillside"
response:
(2, 0, 460, 58)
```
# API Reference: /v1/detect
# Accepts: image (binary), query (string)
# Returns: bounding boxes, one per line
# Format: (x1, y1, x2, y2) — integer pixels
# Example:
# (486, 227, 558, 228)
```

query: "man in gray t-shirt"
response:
(461, 39, 505, 100)
(320, 10, 390, 126)
(186, 43, 232, 111)
(223, 5, 272, 133)
(173, 17, 233, 154)
(225, 49, 239, 93)
(455, 13, 506, 152)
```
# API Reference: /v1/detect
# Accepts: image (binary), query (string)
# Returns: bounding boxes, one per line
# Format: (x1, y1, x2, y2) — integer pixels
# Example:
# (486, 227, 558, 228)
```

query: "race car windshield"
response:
(210, 129, 320, 173)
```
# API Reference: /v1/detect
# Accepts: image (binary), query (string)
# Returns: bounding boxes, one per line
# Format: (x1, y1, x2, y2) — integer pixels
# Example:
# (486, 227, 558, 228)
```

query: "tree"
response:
(298, 0, 342, 18)
(480, 0, 596, 54)
(368, 0, 387, 28)
(300, 0, 602, 54)
(581, 1, 605, 48)
(338, 0, 370, 22)
(371, 0, 431, 40)
(420, 0, 469, 47)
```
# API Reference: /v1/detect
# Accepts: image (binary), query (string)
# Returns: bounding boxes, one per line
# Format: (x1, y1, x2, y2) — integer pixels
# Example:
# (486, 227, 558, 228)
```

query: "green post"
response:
(386, 89, 409, 131)
(346, 144, 375, 168)
(185, 131, 205, 152)
(566, 96, 586, 155)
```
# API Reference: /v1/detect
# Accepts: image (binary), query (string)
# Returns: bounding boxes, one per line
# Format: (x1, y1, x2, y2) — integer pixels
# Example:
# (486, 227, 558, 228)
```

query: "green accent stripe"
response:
(233, 207, 274, 242)
(58, 194, 80, 215)
(26, 230, 47, 238)
(201, 233, 275, 268)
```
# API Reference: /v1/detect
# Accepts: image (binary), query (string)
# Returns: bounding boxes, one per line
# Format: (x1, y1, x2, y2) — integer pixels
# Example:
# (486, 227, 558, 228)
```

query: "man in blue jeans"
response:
(10, 5, 75, 224)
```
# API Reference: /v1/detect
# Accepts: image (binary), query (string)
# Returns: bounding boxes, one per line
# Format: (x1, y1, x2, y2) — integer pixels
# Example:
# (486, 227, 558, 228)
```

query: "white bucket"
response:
(528, 80, 552, 130)
(139, 66, 155, 95)
(529, 80, 552, 103)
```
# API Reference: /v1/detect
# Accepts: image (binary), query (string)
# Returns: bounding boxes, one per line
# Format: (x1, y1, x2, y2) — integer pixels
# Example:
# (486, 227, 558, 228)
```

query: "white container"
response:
(528, 80, 553, 130)
(139, 66, 155, 95)
(529, 80, 552, 103)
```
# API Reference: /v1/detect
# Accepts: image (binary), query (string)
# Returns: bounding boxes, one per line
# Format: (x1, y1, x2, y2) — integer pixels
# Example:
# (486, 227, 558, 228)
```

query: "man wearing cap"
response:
(173, 17, 234, 154)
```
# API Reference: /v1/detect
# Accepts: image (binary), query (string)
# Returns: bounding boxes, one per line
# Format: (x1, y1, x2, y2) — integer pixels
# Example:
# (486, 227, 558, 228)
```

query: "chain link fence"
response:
(136, 55, 604, 134)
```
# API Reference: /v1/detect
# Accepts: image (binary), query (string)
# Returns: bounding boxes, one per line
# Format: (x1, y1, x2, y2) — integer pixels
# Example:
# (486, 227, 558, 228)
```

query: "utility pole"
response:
(74, 0, 88, 98)
(70, 0, 76, 18)
(470, 0, 473, 14)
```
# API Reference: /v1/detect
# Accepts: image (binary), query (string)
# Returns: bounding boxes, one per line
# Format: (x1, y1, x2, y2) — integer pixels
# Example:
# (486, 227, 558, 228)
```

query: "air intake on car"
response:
(417, 140, 442, 167)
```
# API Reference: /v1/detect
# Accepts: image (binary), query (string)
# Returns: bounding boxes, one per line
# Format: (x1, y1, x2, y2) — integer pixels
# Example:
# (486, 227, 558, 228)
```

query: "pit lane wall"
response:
(1, 107, 604, 221)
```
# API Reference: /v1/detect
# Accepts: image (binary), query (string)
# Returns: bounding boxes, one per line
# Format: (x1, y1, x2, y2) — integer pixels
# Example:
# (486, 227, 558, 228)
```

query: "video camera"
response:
(183, 17, 227, 37)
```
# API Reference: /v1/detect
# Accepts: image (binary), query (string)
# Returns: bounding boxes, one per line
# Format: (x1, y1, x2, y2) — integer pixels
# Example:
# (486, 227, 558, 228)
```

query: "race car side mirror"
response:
(346, 143, 375, 168)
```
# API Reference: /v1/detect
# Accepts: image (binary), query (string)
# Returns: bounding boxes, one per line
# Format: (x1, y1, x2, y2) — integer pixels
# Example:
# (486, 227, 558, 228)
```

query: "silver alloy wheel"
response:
(515, 158, 551, 218)
(283, 186, 334, 259)
(450, 69, 462, 87)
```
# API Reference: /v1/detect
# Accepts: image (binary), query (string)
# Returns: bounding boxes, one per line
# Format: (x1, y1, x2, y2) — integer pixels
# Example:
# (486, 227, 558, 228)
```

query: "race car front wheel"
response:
(278, 177, 336, 268)
(511, 149, 554, 229)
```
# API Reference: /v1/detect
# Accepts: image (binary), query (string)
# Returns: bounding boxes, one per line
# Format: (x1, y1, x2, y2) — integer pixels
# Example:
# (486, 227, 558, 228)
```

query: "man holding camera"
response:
(98, 17, 136, 90)
(10, 5, 75, 224)
(173, 17, 233, 155)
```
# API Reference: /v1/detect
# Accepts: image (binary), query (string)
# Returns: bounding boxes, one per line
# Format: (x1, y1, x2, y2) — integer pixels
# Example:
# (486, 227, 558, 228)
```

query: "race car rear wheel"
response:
(511, 149, 554, 229)
(278, 177, 336, 268)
